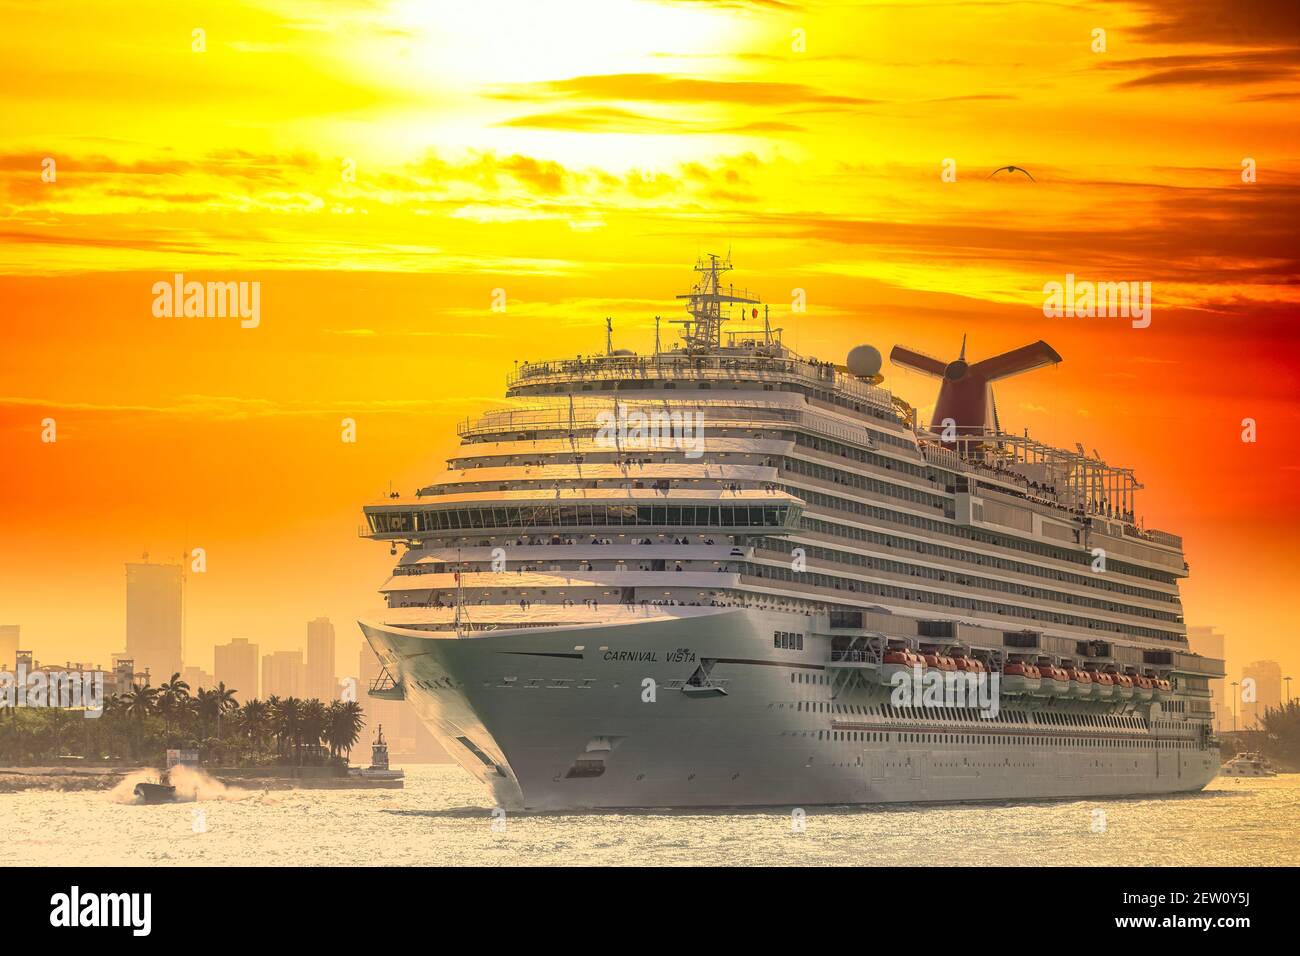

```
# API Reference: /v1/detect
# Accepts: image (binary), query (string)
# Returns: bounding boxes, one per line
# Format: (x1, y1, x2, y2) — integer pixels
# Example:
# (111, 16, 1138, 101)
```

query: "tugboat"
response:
(348, 725, 405, 784)
(1219, 752, 1278, 777)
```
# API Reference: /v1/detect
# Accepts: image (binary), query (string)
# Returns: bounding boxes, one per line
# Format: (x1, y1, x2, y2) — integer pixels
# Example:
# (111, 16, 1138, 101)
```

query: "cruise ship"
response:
(359, 256, 1223, 810)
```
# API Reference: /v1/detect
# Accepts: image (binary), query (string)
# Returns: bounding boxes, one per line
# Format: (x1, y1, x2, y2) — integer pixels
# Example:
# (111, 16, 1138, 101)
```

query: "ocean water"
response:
(4, 765, 1298, 866)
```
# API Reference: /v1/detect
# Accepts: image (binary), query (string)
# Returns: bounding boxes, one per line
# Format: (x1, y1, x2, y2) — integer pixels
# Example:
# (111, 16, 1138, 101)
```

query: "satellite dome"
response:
(846, 344, 883, 379)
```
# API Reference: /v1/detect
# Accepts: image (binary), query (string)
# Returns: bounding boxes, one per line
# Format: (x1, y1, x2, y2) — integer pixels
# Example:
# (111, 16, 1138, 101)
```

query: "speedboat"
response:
(1219, 753, 1277, 777)
(134, 781, 177, 803)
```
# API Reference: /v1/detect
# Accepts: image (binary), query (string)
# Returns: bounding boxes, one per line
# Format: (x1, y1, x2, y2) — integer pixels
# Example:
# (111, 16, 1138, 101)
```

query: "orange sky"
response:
(1, 0, 1298, 685)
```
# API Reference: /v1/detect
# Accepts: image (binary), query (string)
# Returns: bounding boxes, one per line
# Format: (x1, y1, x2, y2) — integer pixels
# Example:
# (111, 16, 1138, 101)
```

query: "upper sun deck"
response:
(507, 346, 899, 416)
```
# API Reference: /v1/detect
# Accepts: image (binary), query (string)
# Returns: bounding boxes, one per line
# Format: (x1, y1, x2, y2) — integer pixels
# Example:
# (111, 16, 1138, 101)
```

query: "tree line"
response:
(0, 672, 366, 767)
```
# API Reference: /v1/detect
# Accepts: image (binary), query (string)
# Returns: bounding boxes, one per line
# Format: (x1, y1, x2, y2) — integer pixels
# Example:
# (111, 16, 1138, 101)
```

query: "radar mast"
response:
(673, 253, 760, 352)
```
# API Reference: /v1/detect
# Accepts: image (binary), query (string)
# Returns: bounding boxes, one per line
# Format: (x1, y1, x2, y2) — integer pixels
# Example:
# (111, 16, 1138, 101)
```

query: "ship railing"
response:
(457, 406, 880, 452)
(508, 354, 895, 410)
(829, 649, 878, 664)
(1124, 524, 1183, 549)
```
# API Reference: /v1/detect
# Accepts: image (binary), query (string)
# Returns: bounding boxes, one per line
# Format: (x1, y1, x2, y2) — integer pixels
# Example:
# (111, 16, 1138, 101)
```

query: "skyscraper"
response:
(214, 638, 259, 700)
(1242, 660, 1283, 730)
(1187, 626, 1228, 732)
(306, 617, 337, 701)
(125, 561, 182, 685)
(0, 625, 18, 671)
(180, 665, 213, 692)
(262, 650, 305, 700)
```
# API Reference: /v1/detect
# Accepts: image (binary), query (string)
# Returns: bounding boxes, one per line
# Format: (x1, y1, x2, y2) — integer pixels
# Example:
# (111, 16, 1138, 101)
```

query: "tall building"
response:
(214, 638, 259, 701)
(262, 650, 305, 700)
(0, 625, 18, 671)
(108, 652, 151, 698)
(125, 561, 182, 684)
(180, 665, 214, 693)
(1187, 626, 1228, 732)
(1241, 660, 1283, 730)
(306, 617, 337, 701)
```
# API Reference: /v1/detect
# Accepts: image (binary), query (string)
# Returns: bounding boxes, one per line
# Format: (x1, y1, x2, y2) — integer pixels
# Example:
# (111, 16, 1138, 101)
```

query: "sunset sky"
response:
(1, 0, 1298, 688)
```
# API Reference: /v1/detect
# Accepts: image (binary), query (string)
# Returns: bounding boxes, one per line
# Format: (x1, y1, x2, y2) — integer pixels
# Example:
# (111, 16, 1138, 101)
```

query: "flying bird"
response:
(986, 165, 1035, 181)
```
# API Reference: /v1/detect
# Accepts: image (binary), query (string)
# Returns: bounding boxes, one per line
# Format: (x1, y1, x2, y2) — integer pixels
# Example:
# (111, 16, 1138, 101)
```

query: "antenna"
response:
(672, 253, 759, 352)
(654, 315, 661, 354)
(605, 317, 612, 355)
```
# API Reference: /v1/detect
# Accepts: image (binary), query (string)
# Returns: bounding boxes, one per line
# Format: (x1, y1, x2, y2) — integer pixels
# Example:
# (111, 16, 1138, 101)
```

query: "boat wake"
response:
(107, 766, 253, 804)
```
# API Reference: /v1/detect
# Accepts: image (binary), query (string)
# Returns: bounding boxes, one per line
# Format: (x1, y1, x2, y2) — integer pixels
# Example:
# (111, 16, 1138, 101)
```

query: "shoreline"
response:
(0, 765, 405, 793)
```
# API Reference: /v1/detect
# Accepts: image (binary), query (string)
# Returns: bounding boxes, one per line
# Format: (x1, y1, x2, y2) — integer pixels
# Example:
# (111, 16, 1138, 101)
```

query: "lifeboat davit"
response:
(1110, 671, 1134, 700)
(1002, 661, 1041, 695)
(1038, 664, 1070, 697)
(1088, 669, 1114, 699)
(1132, 674, 1154, 702)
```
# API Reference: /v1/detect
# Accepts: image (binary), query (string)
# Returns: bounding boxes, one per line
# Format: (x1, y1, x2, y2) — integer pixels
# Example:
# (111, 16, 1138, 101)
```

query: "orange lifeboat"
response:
(1088, 669, 1114, 699)
(1153, 677, 1172, 701)
(1067, 666, 1094, 699)
(1110, 670, 1134, 700)
(1002, 660, 1042, 695)
(1132, 673, 1154, 702)
(1038, 663, 1070, 697)
(882, 647, 919, 684)
(923, 653, 958, 672)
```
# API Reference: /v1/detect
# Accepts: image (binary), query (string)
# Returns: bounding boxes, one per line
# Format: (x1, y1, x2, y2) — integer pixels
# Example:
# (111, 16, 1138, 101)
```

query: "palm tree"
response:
(273, 697, 302, 764)
(121, 683, 159, 720)
(300, 699, 327, 764)
(119, 684, 158, 757)
(212, 682, 238, 738)
(195, 688, 219, 739)
(324, 700, 365, 761)
(239, 699, 270, 750)
(158, 672, 190, 732)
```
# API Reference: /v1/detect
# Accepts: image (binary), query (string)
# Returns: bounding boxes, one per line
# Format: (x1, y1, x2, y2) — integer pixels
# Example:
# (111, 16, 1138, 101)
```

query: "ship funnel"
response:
(889, 339, 1061, 443)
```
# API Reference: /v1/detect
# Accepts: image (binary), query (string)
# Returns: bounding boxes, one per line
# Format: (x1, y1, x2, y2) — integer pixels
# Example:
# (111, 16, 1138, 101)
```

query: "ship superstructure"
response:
(359, 256, 1223, 810)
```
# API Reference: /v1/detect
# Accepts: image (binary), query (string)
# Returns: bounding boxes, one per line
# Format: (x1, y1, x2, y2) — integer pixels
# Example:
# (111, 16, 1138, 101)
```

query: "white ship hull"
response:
(361, 608, 1219, 811)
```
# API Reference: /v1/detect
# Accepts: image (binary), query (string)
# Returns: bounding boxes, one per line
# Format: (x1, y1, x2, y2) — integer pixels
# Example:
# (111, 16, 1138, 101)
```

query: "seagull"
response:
(986, 165, 1035, 181)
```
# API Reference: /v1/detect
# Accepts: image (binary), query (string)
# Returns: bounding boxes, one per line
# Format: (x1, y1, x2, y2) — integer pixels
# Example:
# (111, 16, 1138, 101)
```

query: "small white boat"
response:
(1219, 752, 1277, 777)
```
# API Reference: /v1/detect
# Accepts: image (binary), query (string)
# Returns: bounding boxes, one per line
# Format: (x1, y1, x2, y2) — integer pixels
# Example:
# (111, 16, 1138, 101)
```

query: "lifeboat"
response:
(882, 648, 921, 684)
(923, 653, 958, 672)
(1088, 669, 1114, 699)
(953, 657, 986, 675)
(1002, 660, 1041, 695)
(1153, 677, 1172, 701)
(1110, 671, 1134, 700)
(1132, 674, 1154, 702)
(1037, 664, 1070, 697)
(1066, 667, 1093, 699)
